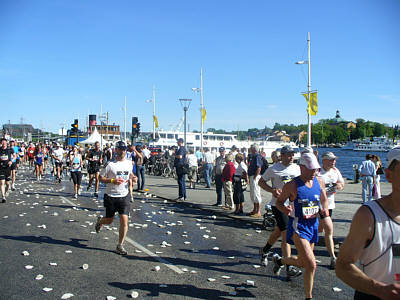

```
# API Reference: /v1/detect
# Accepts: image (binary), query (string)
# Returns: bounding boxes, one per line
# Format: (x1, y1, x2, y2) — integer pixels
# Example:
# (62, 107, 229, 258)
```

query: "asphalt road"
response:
(0, 166, 354, 299)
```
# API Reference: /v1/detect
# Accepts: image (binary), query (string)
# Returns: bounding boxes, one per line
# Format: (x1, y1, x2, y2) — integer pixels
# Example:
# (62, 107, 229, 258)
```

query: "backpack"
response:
(261, 156, 269, 175)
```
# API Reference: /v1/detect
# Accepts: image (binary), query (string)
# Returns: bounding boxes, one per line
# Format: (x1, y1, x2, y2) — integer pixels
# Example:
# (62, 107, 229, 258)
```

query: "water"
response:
(314, 147, 388, 181)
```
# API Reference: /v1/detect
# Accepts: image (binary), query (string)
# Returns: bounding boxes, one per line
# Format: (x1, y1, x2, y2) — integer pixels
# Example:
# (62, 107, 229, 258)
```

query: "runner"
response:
(34, 144, 45, 181)
(0, 138, 13, 203)
(52, 143, 64, 183)
(273, 152, 329, 300)
(86, 141, 103, 198)
(27, 143, 35, 169)
(19, 143, 26, 165)
(95, 141, 137, 255)
(69, 146, 83, 199)
(258, 145, 302, 280)
(336, 146, 400, 299)
(318, 151, 344, 269)
(10, 140, 19, 191)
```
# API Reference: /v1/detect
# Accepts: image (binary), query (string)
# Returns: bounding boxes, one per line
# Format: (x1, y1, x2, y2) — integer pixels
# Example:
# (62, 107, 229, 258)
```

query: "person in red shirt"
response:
(27, 144, 36, 169)
(222, 153, 236, 210)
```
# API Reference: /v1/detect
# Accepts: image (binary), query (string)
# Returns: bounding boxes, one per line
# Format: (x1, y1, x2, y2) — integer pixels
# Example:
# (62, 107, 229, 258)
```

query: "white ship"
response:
(153, 130, 300, 159)
(353, 136, 396, 152)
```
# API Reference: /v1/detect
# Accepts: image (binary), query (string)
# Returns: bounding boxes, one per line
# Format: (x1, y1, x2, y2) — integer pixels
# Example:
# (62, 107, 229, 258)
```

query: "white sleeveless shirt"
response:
(359, 200, 400, 284)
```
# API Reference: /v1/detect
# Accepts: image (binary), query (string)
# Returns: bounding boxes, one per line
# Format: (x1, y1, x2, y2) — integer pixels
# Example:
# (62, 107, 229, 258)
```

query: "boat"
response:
(152, 130, 300, 159)
(353, 136, 395, 152)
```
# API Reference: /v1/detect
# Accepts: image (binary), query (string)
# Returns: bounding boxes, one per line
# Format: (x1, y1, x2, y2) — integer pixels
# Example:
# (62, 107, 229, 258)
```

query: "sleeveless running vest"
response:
(36, 151, 44, 164)
(71, 156, 81, 172)
(291, 176, 321, 219)
(359, 200, 400, 285)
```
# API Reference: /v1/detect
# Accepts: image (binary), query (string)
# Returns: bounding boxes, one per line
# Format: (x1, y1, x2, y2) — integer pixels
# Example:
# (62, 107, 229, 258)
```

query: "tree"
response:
(373, 123, 386, 137)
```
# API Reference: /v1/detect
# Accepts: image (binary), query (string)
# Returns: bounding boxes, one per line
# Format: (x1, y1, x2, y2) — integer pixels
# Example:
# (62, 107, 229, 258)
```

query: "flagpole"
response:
(200, 68, 204, 152)
(152, 85, 156, 145)
(307, 32, 312, 147)
(124, 96, 127, 142)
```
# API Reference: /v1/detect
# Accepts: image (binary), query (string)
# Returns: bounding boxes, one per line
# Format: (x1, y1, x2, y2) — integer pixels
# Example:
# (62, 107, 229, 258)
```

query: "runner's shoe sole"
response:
(272, 253, 284, 276)
(95, 216, 102, 233)
(116, 245, 127, 255)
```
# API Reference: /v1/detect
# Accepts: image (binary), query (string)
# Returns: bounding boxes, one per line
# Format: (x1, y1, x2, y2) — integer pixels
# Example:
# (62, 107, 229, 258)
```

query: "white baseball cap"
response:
(298, 152, 321, 170)
(387, 146, 400, 167)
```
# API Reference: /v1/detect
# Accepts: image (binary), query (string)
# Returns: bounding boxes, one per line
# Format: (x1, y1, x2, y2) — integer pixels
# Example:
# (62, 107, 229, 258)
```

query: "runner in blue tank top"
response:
(274, 152, 329, 300)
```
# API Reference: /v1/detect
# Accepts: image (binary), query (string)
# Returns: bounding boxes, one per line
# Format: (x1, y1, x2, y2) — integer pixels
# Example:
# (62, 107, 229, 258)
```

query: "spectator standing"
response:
(372, 154, 383, 199)
(186, 149, 198, 189)
(222, 153, 236, 210)
(247, 143, 263, 217)
(233, 153, 248, 215)
(174, 138, 187, 201)
(214, 147, 226, 206)
(202, 148, 214, 188)
(358, 154, 376, 203)
(134, 145, 145, 191)
(195, 148, 203, 165)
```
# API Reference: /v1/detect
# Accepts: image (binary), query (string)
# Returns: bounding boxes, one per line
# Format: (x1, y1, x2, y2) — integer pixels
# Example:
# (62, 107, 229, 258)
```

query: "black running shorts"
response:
(272, 205, 289, 232)
(0, 167, 11, 181)
(10, 163, 17, 171)
(88, 163, 100, 174)
(104, 194, 130, 218)
(70, 171, 82, 186)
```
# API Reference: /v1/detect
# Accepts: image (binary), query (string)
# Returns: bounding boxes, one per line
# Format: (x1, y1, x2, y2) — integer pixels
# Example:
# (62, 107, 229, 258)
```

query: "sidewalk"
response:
(140, 175, 392, 244)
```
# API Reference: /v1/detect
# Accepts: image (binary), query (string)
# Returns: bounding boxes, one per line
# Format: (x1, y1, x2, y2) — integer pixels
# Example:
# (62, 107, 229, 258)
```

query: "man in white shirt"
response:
(52, 143, 64, 183)
(95, 141, 137, 255)
(203, 148, 214, 188)
(358, 154, 376, 203)
(141, 145, 151, 160)
(258, 146, 302, 280)
(319, 151, 344, 269)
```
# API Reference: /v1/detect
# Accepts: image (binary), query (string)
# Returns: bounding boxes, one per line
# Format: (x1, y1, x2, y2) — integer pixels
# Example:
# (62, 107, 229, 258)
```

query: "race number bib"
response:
(0, 155, 8, 161)
(116, 171, 130, 182)
(301, 200, 319, 219)
(93, 155, 98, 161)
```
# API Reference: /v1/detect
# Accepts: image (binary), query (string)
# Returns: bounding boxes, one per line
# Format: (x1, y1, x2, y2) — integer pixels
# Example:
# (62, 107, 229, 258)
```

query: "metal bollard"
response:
(352, 164, 359, 183)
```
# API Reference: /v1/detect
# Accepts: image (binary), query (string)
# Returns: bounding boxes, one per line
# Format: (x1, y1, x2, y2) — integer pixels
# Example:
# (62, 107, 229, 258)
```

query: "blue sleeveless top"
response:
(35, 151, 44, 164)
(293, 176, 321, 219)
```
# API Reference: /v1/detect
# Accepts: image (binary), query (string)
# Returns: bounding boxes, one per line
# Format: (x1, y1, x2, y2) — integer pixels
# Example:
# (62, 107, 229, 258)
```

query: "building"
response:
(2, 124, 41, 138)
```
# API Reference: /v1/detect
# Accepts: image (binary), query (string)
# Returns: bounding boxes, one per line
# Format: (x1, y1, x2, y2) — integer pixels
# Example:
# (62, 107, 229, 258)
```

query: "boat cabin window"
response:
(195, 135, 200, 140)
(175, 134, 178, 139)
(209, 136, 216, 141)
(160, 134, 166, 138)
(204, 136, 208, 140)
(217, 136, 223, 141)
(224, 136, 231, 141)
(167, 134, 174, 139)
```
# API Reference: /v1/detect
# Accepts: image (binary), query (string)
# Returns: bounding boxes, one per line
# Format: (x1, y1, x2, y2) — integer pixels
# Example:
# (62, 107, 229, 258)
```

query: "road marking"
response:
(60, 196, 79, 207)
(60, 197, 183, 274)
(119, 234, 184, 274)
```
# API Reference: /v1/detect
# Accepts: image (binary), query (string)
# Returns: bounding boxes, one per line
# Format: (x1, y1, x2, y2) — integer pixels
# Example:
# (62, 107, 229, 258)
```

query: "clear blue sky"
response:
(1, 0, 399, 134)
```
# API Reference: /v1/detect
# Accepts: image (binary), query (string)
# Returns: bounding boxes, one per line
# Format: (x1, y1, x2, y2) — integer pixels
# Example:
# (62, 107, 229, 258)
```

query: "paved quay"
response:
(142, 175, 392, 243)
(0, 166, 390, 299)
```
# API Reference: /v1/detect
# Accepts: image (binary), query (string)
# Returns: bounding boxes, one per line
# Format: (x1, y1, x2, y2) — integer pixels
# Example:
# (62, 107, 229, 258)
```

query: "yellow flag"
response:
(201, 108, 207, 123)
(302, 92, 317, 116)
(310, 92, 317, 115)
(153, 115, 159, 128)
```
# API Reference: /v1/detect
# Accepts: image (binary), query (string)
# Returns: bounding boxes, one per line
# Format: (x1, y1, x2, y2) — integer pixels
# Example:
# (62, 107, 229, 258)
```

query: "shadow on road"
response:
(108, 282, 256, 299)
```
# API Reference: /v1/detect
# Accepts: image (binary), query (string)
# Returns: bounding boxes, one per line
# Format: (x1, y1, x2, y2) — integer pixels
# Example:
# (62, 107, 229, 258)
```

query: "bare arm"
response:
(276, 181, 296, 216)
(317, 176, 329, 216)
(336, 206, 400, 299)
(258, 177, 281, 198)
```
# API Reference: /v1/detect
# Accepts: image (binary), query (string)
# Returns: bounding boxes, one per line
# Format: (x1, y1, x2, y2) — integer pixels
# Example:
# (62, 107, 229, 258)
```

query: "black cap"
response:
(115, 141, 127, 150)
(177, 138, 184, 143)
(219, 147, 225, 152)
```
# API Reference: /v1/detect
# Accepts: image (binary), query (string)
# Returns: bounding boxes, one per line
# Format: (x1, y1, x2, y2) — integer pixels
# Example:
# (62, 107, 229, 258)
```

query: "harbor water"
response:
(314, 147, 388, 181)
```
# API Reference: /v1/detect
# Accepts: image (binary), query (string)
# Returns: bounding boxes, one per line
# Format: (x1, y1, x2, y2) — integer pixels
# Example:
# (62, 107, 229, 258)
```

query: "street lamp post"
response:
(179, 99, 192, 148)
(296, 32, 312, 147)
(192, 68, 204, 152)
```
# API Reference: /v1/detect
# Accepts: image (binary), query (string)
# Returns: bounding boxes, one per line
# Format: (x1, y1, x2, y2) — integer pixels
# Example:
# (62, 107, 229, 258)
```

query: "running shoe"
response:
(259, 247, 271, 267)
(116, 244, 127, 255)
(74, 194, 78, 199)
(130, 195, 134, 203)
(1, 197, 6, 203)
(286, 265, 302, 280)
(329, 257, 337, 270)
(94, 192, 98, 198)
(95, 216, 102, 233)
(11, 184, 16, 191)
(272, 253, 284, 276)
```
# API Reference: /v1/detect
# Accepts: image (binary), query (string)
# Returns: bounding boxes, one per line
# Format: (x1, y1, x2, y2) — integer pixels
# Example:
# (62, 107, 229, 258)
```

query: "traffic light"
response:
(137, 123, 141, 136)
(71, 119, 78, 132)
(132, 117, 138, 138)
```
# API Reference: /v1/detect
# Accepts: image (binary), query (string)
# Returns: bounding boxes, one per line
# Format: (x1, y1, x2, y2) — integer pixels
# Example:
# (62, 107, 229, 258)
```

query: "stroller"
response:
(262, 204, 276, 231)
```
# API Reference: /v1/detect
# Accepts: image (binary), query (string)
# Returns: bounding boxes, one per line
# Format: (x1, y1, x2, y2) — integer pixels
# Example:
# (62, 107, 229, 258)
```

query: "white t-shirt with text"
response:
(101, 158, 133, 197)
(319, 167, 344, 209)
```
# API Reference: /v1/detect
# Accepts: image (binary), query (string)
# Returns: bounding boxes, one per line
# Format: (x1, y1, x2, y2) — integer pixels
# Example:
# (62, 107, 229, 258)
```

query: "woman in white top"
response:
(186, 149, 198, 189)
(233, 153, 248, 215)
(69, 146, 83, 199)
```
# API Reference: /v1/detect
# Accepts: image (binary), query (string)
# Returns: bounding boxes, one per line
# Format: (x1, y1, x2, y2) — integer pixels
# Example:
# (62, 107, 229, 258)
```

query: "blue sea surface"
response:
(314, 147, 388, 181)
